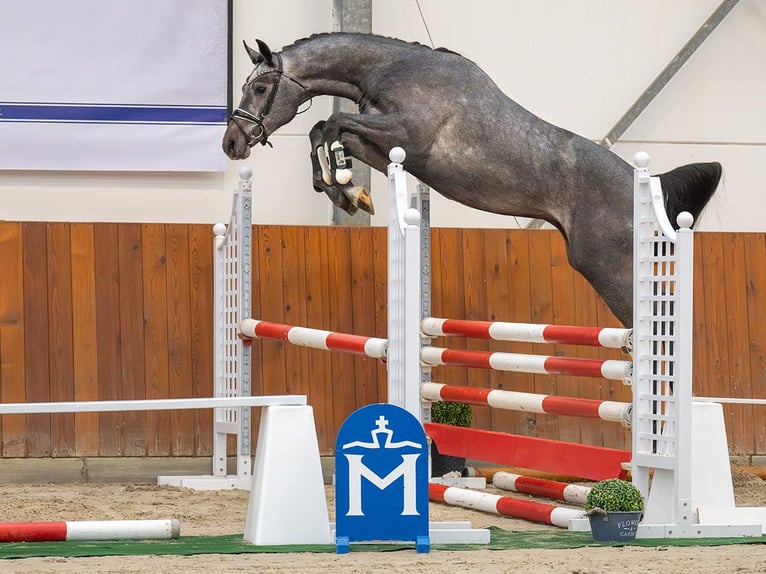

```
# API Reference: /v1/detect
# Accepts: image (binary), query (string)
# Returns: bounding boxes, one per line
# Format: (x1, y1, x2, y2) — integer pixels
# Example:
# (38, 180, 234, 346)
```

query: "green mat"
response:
(1, 527, 764, 559)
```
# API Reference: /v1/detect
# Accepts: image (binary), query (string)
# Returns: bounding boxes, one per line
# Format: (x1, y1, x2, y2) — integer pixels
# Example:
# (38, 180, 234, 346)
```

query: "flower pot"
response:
(588, 511, 642, 542)
(430, 441, 465, 478)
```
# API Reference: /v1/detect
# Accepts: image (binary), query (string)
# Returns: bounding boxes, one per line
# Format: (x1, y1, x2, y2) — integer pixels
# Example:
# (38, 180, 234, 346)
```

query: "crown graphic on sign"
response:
(341, 415, 421, 450)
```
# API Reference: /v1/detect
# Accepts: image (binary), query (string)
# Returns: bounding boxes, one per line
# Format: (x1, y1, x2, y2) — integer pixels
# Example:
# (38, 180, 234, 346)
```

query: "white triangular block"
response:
(689, 402, 736, 509)
(244, 405, 331, 545)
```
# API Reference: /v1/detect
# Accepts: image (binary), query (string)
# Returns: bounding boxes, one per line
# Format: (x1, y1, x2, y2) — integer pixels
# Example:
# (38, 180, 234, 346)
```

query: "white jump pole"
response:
(0, 396, 305, 415)
(0, 519, 181, 543)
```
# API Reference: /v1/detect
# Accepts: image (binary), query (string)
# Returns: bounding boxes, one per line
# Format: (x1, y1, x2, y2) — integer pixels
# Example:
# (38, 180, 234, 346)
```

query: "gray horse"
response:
(223, 33, 721, 327)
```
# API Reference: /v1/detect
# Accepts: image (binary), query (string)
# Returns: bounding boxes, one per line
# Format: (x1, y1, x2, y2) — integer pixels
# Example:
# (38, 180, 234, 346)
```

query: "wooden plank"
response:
(94, 224, 123, 454)
(461, 229, 491, 431)
(281, 227, 310, 399)
(140, 224, 170, 456)
(21, 222, 50, 456)
(571, 257, 611, 449)
(70, 224, 100, 456)
(166, 224, 194, 456)
(255, 225, 287, 401)
(432, 229, 468, 405)
(479, 230, 510, 434)
(189, 224, 214, 455)
(526, 231, 558, 440)
(349, 227, 381, 409)
(498, 229, 536, 436)
(721, 233, 755, 455)
(548, 232, 581, 444)
(47, 223, 75, 457)
(326, 227, 357, 440)
(692, 234, 711, 406)
(246, 224, 264, 445)
(744, 234, 766, 454)
(118, 224, 147, 456)
(304, 227, 334, 452)
(0, 223, 28, 456)
(696, 234, 732, 434)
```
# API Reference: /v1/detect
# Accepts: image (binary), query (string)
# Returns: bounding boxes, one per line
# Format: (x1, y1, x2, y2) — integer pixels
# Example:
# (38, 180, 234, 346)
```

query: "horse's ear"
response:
(243, 40, 263, 65)
(255, 39, 275, 66)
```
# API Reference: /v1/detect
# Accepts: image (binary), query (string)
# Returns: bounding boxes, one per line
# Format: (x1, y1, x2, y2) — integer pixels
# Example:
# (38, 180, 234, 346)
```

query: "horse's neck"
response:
(282, 35, 402, 102)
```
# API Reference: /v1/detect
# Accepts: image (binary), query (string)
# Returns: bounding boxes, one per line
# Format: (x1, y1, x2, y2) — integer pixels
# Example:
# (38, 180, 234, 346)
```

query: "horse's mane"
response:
(283, 32, 462, 57)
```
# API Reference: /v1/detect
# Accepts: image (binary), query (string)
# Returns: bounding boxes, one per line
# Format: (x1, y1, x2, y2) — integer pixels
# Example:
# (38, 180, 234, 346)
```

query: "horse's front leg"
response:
(321, 112, 409, 172)
(309, 121, 374, 215)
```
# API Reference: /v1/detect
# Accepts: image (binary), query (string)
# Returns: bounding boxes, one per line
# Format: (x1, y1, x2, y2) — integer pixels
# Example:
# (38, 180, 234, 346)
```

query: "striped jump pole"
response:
(420, 347, 632, 383)
(239, 318, 388, 359)
(0, 519, 181, 543)
(420, 382, 631, 426)
(492, 471, 592, 505)
(429, 483, 584, 529)
(422, 317, 632, 352)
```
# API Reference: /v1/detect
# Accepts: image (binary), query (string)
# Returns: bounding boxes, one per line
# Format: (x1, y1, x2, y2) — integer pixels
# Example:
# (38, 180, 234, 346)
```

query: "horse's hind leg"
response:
(308, 121, 373, 215)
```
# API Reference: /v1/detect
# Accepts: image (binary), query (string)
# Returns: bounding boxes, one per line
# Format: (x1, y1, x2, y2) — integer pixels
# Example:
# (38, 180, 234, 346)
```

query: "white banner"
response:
(0, 0, 229, 171)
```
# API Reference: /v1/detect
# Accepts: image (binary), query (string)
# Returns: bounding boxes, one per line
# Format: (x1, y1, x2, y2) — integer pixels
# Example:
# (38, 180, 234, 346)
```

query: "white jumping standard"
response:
(385, 147, 764, 538)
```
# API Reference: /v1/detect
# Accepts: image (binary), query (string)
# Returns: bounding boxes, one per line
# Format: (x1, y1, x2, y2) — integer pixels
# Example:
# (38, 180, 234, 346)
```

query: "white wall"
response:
(1, 0, 763, 231)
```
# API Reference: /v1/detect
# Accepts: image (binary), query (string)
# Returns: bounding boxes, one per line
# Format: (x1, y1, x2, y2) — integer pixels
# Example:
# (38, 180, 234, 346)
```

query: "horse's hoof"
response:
(341, 186, 374, 215)
(355, 188, 375, 215)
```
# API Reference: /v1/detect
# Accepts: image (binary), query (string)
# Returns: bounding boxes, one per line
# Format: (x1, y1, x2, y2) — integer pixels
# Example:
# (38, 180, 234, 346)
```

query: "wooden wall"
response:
(0, 223, 764, 458)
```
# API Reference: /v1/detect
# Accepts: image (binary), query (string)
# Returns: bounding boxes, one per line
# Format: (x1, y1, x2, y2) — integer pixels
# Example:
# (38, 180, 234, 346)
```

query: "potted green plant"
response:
(430, 401, 472, 477)
(584, 478, 645, 542)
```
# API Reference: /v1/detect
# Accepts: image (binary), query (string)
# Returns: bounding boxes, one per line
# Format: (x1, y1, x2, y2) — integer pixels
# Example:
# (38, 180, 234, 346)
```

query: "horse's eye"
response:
(255, 86, 267, 95)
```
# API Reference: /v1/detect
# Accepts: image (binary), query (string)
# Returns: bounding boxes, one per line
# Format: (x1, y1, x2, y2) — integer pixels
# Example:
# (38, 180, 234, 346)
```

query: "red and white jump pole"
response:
(429, 483, 583, 528)
(420, 382, 631, 425)
(420, 347, 632, 382)
(0, 519, 181, 543)
(492, 471, 592, 505)
(239, 318, 387, 359)
(422, 317, 632, 351)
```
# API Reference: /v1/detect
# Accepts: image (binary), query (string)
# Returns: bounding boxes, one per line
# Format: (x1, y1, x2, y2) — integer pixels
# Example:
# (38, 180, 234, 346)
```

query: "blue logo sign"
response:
(335, 403, 429, 553)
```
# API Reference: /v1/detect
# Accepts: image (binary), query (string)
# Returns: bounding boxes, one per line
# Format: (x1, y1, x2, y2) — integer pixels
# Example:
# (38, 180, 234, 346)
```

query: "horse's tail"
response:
(659, 162, 722, 229)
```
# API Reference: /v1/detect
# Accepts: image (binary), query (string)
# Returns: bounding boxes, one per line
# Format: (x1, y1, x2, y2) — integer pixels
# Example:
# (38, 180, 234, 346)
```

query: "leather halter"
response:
(229, 53, 310, 148)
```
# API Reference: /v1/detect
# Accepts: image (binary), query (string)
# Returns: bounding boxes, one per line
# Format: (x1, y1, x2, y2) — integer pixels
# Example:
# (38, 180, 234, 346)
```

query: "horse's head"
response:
(223, 39, 308, 159)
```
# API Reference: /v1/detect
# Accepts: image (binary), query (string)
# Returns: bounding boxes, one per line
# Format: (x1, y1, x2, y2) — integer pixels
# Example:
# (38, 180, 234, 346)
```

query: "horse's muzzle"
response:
(223, 122, 253, 159)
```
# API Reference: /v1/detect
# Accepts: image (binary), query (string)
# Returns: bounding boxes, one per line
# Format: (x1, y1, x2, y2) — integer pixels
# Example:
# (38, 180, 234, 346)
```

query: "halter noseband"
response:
(230, 53, 311, 148)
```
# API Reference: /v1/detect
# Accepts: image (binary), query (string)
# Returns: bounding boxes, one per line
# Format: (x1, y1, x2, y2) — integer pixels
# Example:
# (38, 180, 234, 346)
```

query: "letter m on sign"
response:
(345, 453, 420, 516)
(335, 404, 429, 553)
